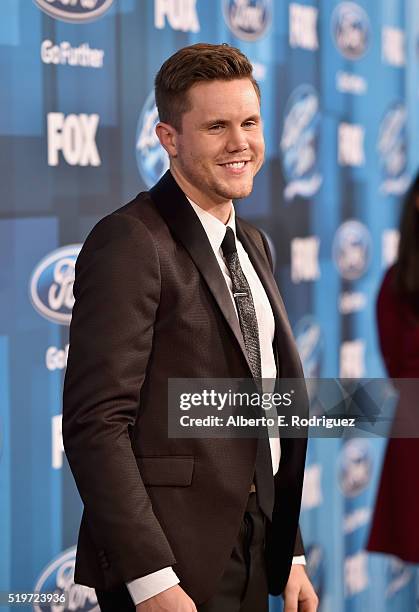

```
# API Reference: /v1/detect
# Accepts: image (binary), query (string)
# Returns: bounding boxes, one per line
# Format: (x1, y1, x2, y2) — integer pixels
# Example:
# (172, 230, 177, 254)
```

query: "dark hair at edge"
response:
(394, 171, 419, 313)
(154, 43, 261, 133)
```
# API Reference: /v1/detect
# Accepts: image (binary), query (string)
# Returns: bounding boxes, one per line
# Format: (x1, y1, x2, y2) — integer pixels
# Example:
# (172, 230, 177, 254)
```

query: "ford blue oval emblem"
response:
(34, 0, 114, 23)
(30, 245, 82, 326)
(33, 546, 99, 612)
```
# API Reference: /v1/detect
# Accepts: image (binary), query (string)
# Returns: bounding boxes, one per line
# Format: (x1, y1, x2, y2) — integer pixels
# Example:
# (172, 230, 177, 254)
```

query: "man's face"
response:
(172, 78, 265, 204)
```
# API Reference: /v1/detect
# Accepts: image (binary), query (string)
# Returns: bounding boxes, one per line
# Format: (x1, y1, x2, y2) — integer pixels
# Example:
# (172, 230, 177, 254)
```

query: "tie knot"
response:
(221, 227, 237, 257)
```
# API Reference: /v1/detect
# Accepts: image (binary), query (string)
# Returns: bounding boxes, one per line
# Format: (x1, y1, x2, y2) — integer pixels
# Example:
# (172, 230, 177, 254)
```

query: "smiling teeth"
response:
(224, 161, 246, 168)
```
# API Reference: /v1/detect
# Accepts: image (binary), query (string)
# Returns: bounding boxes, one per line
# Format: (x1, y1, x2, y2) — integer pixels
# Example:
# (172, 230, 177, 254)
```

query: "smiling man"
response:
(63, 43, 318, 612)
(164, 76, 264, 221)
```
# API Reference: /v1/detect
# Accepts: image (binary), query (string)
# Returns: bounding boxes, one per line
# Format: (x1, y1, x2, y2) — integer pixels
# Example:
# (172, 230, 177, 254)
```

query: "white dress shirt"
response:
(127, 199, 304, 606)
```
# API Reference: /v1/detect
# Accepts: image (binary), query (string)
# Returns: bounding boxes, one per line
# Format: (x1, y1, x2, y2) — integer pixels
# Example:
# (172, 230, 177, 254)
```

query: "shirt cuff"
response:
(126, 567, 180, 605)
(292, 555, 306, 565)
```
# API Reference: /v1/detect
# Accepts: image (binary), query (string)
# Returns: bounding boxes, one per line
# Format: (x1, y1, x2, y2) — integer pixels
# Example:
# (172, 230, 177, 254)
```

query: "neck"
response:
(170, 165, 232, 224)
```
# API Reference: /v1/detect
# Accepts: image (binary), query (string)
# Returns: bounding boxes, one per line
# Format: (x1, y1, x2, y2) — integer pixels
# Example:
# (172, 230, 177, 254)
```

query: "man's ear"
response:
(155, 122, 178, 157)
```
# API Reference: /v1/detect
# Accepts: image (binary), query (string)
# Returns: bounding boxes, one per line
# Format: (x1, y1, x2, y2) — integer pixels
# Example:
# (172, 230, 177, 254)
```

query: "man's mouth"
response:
(218, 160, 250, 171)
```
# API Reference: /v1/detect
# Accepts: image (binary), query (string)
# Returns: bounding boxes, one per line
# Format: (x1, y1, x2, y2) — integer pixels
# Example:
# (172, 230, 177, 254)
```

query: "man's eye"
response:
(209, 125, 223, 131)
(243, 121, 256, 128)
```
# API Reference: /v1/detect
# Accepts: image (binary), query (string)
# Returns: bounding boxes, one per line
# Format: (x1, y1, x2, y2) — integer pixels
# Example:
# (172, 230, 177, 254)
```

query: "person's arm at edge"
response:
(376, 266, 404, 378)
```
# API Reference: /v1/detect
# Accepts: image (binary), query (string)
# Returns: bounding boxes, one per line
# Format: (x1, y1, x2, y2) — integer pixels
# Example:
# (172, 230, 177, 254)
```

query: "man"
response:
(63, 43, 318, 612)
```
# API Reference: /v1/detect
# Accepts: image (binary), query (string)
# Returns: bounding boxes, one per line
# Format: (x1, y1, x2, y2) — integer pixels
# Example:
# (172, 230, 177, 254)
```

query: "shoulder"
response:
(73, 194, 163, 301)
(81, 192, 162, 251)
(236, 216, 267, 252)
(378, 264, 398, 301)
(113, 190, 159, 224)
(76, 192, 164, 275)
(236, 216, 263, 240)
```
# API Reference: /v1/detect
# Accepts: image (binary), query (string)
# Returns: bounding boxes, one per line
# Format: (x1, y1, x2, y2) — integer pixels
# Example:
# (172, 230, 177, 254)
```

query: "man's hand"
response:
(283, 564, 318, 612)
(136, 585, 197, 612)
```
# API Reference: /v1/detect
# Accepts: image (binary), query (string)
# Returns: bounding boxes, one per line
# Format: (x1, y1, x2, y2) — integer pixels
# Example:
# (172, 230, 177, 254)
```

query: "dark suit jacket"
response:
(63, 170, 308, 604)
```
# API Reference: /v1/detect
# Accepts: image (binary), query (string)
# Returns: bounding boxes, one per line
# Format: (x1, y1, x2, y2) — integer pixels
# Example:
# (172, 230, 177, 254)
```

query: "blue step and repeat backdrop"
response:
(1, 0, 419, 610)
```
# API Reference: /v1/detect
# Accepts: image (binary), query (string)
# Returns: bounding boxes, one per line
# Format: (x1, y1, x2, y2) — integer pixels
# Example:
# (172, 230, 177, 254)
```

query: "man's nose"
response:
(225, 128, 249, 153)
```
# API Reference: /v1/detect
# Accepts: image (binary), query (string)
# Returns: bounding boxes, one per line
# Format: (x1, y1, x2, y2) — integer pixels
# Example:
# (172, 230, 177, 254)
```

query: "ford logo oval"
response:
(223, 0, 272, 42)
(34, 0, 114, 23)
(33, 546, 99, 612)
(30, 245, 82, 326)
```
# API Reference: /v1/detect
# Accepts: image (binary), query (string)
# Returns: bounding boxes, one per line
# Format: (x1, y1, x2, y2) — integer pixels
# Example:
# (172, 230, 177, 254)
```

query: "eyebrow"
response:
(200, 114, 261, 128)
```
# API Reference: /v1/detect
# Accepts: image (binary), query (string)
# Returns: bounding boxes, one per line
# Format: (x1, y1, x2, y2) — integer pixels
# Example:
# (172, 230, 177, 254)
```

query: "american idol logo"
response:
(34, 0, 114, 23)
(338, 439, 372, 497)
(294, 315, 323, 379)
(378, 102, 409, 196)
(280, 84, 322, 201)
(136, 91, 169, 189)
(331, 2, 370, 60)
(33, 546, 99, 612)
(223, 0, 272, 41)
(30, 245, 82, 326)
(332, 220, 371, 281)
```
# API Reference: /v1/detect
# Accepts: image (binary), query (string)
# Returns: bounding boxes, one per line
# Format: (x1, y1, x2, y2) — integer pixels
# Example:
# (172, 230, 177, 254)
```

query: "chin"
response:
(219, 181, 253, 200)
(230, 185, 253, 200)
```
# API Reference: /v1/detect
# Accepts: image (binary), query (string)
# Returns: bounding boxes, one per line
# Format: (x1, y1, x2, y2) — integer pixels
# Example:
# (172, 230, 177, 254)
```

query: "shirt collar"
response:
(186, 197, 237, 255)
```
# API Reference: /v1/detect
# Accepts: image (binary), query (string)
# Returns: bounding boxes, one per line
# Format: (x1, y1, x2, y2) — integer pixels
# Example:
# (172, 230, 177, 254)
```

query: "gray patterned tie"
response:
(221, 227, 262, 379)
(221, 226, 275, 520)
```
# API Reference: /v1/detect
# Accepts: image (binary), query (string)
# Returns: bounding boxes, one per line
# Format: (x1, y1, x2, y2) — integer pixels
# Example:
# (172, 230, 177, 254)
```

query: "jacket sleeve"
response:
(63, 212, 176, 582)
(293, 525, 305, 556)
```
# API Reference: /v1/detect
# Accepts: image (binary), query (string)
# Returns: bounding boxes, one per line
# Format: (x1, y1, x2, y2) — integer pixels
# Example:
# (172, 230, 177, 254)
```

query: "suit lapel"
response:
(236, 220, 304, 379)
(149, 171, 252, 375)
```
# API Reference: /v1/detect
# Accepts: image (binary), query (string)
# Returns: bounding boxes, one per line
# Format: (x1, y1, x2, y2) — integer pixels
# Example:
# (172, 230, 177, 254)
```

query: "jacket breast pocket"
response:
(136, 455, 194, 487)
